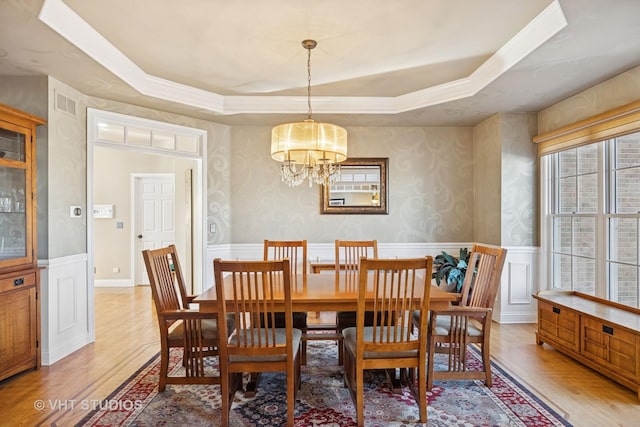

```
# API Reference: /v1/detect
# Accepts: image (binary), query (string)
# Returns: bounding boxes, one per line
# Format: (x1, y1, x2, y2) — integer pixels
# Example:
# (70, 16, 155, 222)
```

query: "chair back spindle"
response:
(142, 244, 220, 391)
(342, 256, 433, 425)
(423, 243, 508, 390)
(214, 258, 301, 427)
(335, 239, 378, 290)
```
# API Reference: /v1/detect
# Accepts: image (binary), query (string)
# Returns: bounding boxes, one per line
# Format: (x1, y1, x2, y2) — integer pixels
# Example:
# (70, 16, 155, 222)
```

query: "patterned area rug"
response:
(78, 340, 571, 426)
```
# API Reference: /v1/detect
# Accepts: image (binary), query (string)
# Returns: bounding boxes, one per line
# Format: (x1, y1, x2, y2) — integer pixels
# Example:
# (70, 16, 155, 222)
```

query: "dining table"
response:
(309, 260, 345, 274)
(194, 272, 459, 314)
(194, 272, 459, 395)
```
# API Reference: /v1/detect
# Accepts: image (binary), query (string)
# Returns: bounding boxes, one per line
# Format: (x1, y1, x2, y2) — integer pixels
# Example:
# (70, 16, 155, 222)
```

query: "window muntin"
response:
(550, 135, 640, 307)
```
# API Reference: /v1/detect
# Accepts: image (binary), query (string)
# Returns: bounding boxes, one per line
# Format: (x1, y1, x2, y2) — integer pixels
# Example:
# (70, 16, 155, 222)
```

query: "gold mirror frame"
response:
(320, 157, 388, 215)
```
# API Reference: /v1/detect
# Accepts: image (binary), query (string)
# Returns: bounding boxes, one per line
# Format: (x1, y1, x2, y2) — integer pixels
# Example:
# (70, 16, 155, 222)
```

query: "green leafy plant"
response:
(432, 248, 470, 292)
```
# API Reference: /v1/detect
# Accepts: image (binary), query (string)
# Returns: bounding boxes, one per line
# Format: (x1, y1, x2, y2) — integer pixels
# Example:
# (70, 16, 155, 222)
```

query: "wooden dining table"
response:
(194, 272, 459, 313)
(195, 272, 459, 395)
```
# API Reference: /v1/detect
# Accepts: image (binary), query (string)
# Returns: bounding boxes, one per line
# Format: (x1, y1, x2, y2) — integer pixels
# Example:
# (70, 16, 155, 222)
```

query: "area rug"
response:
(78, 340, 571, 426)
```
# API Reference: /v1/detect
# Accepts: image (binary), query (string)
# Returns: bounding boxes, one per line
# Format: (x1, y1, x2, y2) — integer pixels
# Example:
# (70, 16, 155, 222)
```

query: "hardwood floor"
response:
(1, 286, 639, 426)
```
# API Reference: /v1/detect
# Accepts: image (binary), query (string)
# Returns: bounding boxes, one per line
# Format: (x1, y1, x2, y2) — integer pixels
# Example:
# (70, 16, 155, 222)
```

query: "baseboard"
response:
(94, 279, 134, 287)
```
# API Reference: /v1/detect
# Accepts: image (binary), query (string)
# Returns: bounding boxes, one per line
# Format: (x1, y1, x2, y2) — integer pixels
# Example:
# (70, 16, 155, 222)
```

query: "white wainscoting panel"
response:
(494, 246, 539, 324)
(207, 242, 537, 324)
(39, 253, 91, 365)
(508, 262, 532, 305)
(204, 244, 232, 292)
(207, 242, 470, 277)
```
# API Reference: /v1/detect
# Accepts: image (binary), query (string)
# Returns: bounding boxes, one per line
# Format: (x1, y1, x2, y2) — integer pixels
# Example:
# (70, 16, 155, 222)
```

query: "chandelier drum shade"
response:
(271, 39, 348, 187)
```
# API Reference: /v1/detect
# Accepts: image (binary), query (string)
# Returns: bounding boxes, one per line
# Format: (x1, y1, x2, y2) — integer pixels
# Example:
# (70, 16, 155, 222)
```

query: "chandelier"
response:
(271, 39, 348, 187)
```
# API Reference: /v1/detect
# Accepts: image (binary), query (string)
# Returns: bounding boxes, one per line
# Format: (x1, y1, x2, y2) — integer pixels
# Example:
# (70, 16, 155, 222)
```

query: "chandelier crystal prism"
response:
(271, 39, 348, 187)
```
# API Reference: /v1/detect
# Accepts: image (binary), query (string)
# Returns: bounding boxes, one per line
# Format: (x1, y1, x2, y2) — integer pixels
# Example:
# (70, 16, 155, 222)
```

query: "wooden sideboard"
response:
(534, 290, 640, 398)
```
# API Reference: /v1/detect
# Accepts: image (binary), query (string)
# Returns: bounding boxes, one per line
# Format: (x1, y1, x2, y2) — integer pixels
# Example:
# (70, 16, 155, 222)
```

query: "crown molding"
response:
(39, 0, 566, 117)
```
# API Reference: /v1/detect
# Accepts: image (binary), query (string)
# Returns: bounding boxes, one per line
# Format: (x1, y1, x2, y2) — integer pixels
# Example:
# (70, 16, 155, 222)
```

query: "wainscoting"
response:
(36, 243, 537, 365)
(206, 242, 539, 324)
(38, 253, 91, 365)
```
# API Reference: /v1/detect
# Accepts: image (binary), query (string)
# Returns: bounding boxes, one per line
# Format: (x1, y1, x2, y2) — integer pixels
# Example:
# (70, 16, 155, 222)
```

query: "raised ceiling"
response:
(1, 0, 640, 127)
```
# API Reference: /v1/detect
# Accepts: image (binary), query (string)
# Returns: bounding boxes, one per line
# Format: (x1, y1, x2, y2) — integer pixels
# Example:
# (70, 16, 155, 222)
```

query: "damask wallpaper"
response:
(538, 65, 640, 133)
(500, 112, 538, 247)
(3, 64, 639, 262)
(473, 114, 502, 245)
(229, 125, 474, 243)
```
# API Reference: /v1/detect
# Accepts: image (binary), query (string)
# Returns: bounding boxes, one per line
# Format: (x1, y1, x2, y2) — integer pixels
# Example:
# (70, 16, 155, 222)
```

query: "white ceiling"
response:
(1, 0, 640, 127)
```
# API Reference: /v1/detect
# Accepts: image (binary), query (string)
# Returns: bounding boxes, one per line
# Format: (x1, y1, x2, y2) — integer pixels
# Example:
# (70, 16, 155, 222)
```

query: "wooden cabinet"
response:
(582, 316, 638, 382)
(0, 269, 40, 380)
(534, 290, 640, 398)
(537, 297, 580, 352)
(0, 103, 45, 381)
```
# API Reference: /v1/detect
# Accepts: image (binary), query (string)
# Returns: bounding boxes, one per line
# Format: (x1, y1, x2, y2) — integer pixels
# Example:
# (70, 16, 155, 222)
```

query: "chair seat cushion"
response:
(168, 318, 219, 344)
(167, 315, 236, 346)
(432, 315, 483, 337)
(342, 326, 417, 359)
(228, 328, 302, 362)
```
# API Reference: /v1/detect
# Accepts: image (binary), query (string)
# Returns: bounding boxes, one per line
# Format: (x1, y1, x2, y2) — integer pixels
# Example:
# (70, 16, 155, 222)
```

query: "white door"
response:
(134, 174, 175, 285)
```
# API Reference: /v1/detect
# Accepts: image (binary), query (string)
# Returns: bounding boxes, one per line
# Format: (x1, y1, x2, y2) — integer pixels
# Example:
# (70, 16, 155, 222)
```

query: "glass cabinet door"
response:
(0, 123, 32, 267)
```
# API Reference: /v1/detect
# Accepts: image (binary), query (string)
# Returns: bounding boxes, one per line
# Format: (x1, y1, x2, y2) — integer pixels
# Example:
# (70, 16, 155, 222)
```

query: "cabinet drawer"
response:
(538, 301, 579, 352)
(582, 317, 638, 379)
(0, 272, 36, 294)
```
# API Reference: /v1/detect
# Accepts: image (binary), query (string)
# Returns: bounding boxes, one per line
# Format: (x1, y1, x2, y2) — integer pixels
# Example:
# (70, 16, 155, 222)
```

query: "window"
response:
(548, 132, 640, 307)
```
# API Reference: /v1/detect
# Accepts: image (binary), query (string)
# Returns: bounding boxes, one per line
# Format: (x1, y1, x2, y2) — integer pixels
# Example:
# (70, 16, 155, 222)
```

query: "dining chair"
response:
(214, 258, 302, 427)
(335, 239, 378, 365)
(342, 256, 433, 425)
(263, 239, 309, 364)
(142, 245, 221, 392)
(419, 244, 507, 390)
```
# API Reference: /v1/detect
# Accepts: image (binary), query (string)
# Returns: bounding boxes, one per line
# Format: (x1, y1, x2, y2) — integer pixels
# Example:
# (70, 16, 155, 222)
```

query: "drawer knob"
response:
(552, 306, 560, 314)
(13, 278, 24, 286)
(602, 325, 614, 335)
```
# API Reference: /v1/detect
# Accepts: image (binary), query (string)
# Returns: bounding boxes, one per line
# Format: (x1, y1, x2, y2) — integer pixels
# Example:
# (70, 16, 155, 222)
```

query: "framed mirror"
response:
(320, 157, 388, 214)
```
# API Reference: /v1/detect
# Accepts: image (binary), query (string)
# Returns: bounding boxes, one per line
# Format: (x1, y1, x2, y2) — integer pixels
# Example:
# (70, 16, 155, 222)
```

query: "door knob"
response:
(137, 234, 143, 239)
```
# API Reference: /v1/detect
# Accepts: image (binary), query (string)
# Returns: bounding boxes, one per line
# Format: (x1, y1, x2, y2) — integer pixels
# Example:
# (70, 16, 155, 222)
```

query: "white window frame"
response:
(541, 137, 640, 306)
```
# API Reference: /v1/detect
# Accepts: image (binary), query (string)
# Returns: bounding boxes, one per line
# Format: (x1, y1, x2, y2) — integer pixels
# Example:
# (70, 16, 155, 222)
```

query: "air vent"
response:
(55, 91, 77, 116)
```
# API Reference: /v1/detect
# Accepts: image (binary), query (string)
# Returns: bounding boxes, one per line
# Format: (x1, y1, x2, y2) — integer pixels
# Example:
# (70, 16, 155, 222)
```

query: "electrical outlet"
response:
(112, 267, 120, 273)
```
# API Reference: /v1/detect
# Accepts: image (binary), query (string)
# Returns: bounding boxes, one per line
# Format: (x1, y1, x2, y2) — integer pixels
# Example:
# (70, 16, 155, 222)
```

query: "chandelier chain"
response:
(306, 44, 312, 120)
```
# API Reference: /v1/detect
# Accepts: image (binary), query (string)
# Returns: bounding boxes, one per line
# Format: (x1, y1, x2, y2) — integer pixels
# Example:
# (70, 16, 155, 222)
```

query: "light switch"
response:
(93, 204, 114, 218)
(210, 223, 216, 233)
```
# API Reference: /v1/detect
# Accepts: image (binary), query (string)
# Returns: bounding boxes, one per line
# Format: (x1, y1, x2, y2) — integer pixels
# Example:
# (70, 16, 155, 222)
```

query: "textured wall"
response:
(229, 126, 474, 243)
(47, 77, 89, 258)
(501, 113, 538, 246)
(206, 124, 232, 244)
(0, 77, 534, 259)
(472, 113, 538, 246)
(538, 65, 640, 133)
(0, 76, 87, 259)
(473, 115, 502, 245)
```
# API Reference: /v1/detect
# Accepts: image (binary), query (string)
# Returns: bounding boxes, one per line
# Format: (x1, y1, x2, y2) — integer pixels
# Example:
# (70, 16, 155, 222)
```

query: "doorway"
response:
(87, 108, 206, 342)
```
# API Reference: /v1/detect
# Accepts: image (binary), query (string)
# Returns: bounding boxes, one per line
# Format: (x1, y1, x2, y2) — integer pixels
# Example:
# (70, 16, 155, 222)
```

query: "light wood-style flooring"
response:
(1, 286, 639, 426)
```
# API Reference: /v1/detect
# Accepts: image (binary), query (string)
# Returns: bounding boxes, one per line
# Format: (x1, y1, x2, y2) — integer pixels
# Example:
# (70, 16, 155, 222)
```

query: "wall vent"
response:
(55, 91, 77, 116)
